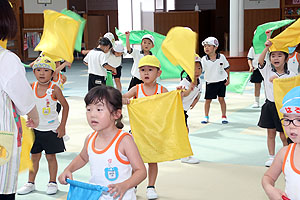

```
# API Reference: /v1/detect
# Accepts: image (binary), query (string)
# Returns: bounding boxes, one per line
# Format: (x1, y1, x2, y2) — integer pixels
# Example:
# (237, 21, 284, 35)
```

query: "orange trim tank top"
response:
(87, 130, 136, 200)
(288, 52, 299, 75)
(136, 83, 163, 98)
(52, 73, 64, 90)
(32, 81, 59, 131)
(282, 143, 300, 200)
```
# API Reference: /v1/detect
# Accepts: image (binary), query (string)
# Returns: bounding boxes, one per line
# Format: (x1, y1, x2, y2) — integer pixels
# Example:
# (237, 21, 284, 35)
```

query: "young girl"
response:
(123, 55, 168, 200)
(17, 56, 69, 195)
(258, 36, 296, 167)
(83, 32, 117, 91)
(58, 85, 146, 200)
(178, 54, 202, 164)
(287, 45, 300, 75)
(262, 86, 300, 200)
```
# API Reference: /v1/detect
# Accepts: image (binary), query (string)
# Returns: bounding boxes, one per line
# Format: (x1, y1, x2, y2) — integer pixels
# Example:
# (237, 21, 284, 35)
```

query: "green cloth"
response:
(253, 19, 295, 54)
(61, 9, 86, 52)
(106, 71, 114, 87)
(115, 28, 182, 79)
(227, 72, 251, 94)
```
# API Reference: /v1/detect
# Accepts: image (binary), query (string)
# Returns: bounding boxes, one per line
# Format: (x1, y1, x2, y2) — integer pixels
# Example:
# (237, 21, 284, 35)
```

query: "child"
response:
(247, 44, 264, 108)
(178, 54, 202, 164)
(107, 40, 125, 92)
(58, 85, 146, 200)
(17, 56, 69, 195)
(287, 45, 300, 75)
(262, 86, 300, 200)
(83, 32, 117, 91)
(258, 36, 296, 167)
(123, 55, 168, 200)
(200, 37, 230, 124)
(125, 32, 155, 90)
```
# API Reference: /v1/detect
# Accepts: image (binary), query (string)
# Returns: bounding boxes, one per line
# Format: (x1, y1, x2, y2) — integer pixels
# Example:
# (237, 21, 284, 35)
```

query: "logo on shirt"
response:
(104, 159, 119, 181)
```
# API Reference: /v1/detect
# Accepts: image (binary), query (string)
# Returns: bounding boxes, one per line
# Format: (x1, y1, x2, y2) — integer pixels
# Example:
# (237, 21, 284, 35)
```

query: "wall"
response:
(175, 0, 216, 10)
(87, 0, 117, 10)
(23, 0, 67, 13)
(244, 0, 280, 9)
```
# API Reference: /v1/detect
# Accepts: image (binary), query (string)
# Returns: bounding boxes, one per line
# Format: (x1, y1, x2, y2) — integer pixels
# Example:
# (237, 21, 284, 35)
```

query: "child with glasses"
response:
(262, 86, 300, 200)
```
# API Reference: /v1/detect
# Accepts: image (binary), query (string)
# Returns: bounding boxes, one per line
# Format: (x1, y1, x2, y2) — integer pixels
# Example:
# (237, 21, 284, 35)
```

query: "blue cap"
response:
(280, 86, 300, 114)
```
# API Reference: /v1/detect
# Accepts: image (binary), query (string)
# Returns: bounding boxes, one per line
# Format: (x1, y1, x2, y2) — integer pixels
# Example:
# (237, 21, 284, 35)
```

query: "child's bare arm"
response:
(103, 64, 117, 74)
(162, 86, 168, 93)
(225, 68, 230, 86)
(58, 136, 89, 185)
(190, 94, 200, 109)
(122, 86, 137, 104)
(259, 40, 272, 67)
(248, 59, 254, 72)
(262, 146, 288, 199)
(125, 31, 132, 53)
(53, 85, 69, 138)
(108, 135, 146, 199)
(181, 83, 195, 97)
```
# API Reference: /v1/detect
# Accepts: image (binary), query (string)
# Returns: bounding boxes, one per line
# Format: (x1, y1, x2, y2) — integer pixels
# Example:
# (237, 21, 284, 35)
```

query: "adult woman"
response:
(0, 1, 39, 199)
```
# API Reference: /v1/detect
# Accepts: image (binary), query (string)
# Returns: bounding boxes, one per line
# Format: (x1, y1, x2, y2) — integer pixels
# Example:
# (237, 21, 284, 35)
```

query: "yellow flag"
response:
(34, 10, 80, 63)
(127, 90, 193, 163)
(0, 40, 7, 49)
(19, 117, 34, 172)
(273, 75, 300, 137)
(269, 18, 300, 53)
(161, 27, 197, 82)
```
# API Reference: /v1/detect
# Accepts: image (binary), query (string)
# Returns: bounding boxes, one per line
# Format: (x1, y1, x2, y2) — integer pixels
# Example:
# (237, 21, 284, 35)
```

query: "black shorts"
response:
(128, 77, 143, 91)
(113, 66, 122, 79)
(31, 129, 65, 154)
(258, 99, 283, 132)
(250, 68, 263, 83)
(184, 110, 188, 128)
(88, 74, 106, 91)
(204, 80, 226, 99)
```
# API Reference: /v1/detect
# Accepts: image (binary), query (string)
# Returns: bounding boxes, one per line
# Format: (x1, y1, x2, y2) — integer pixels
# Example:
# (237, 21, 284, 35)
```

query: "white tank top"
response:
(288, 52, 299, 75)
(32, 81, 59, 131)
(136, 83, 163, 98)
(282, 143, 300, 200)
(52, 73, 64, 90)
(87, 130, 136, 200)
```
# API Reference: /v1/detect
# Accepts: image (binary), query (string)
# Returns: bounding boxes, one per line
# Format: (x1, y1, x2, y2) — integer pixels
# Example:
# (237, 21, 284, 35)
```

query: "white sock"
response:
(269, 155, 275, 159)
(255, 96, 259, 104)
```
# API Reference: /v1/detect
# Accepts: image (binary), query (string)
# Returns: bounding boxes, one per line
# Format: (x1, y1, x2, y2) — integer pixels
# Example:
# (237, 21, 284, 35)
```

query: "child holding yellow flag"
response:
(123, 55, 168, 200)
(258, 32, 296, 167)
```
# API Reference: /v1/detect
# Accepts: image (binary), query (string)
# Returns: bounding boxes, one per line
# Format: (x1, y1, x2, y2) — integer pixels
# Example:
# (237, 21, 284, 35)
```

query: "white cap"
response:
(202, 37, 219, 47)
(142, 34, 155, 44)
(113, 41, 124, 53)
(195, 54, 201, 62)
(104, 32, 115, 46)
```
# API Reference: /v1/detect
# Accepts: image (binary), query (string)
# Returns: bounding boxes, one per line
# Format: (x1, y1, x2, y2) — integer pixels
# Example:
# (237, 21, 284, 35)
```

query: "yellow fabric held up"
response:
(0, 40, 7, 49)
(19, 117, 34, 172)
(273, 75, 300, 137)
(127, 90, 193, 163)
(161, 27, 197, 82)
(34, 10, 80, 63)
(269, 18, 300, 53)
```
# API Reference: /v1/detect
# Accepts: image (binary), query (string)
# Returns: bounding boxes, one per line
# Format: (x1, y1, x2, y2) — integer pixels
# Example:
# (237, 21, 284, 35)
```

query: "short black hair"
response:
(98, 37, 112, 48)
(0, 0, 17, 40)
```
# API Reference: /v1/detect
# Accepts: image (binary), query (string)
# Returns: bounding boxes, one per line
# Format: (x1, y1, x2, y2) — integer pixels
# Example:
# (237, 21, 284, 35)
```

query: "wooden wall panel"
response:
(23, 13, 44, 28)
(244, 8, 281, 51)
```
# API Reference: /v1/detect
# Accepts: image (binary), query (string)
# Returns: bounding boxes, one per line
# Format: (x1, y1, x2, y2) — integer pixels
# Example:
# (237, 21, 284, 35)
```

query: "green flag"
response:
(115, 28, 183, 79)
(61, 9, 86, 52)
(253, 19, 295, 54)
(227, 72, 251, 94)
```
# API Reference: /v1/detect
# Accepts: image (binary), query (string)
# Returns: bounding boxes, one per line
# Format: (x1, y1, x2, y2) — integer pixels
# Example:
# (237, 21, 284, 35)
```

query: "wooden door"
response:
(86, 15, 108, 50)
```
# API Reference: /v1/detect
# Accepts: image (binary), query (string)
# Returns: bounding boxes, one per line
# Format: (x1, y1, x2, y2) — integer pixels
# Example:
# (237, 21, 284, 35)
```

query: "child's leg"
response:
(218, 97, 226, 116)
(204, 99, 212, 116)
(114, 78, 122, 92)
(28, 153, 42, 183)
(279, 132, 288, 146)
(148, 163, 158, 186)
(45, 154, 58, 182)
(254, 83, 261, 98)
(267, 128, 276, 156)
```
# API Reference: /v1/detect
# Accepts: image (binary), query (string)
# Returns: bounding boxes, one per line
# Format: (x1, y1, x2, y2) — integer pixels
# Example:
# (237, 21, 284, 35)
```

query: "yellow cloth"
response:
(34, 10, 80, 63)
(269, 18, 300, 53)
(19, 117, 34, 172)
(0, 40, 7, 49)
(127, 90, 193, 163)
(273, 75, 300, 137)
(161, 27, 197, 82)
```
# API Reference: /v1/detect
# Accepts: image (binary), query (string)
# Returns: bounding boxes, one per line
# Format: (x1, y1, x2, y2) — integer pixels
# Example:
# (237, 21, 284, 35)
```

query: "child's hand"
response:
(58, 171, 73, 185)
(112, 68, 117, 75)
(269, 75, 278, 83)
(65, 61, 72, 69)
(122, 98, 130, 105)
(56, 125, 66, 138)
(108, 182, 128, 200)
(265, 186, 288, 200)
(26, 117, 38, 128)
(225, 79, 230, 86)
(61, 74, 67, 84)
(265, 40, 272, 48)
(125, 31, 130, 37)
(249, 66, 254, 72)
(265, 29, 272, 39)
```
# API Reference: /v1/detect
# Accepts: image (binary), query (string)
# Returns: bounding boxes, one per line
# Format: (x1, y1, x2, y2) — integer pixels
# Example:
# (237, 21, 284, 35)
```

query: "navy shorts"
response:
(128, 77, 143, 91)
(88, 74, 106, 91)
(258, 99, 283, 132)
(31, 129, 65, 154)
(113, 66, 122, 79)
(250, 68, 263, 83)
(204, 80, 226, 99)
